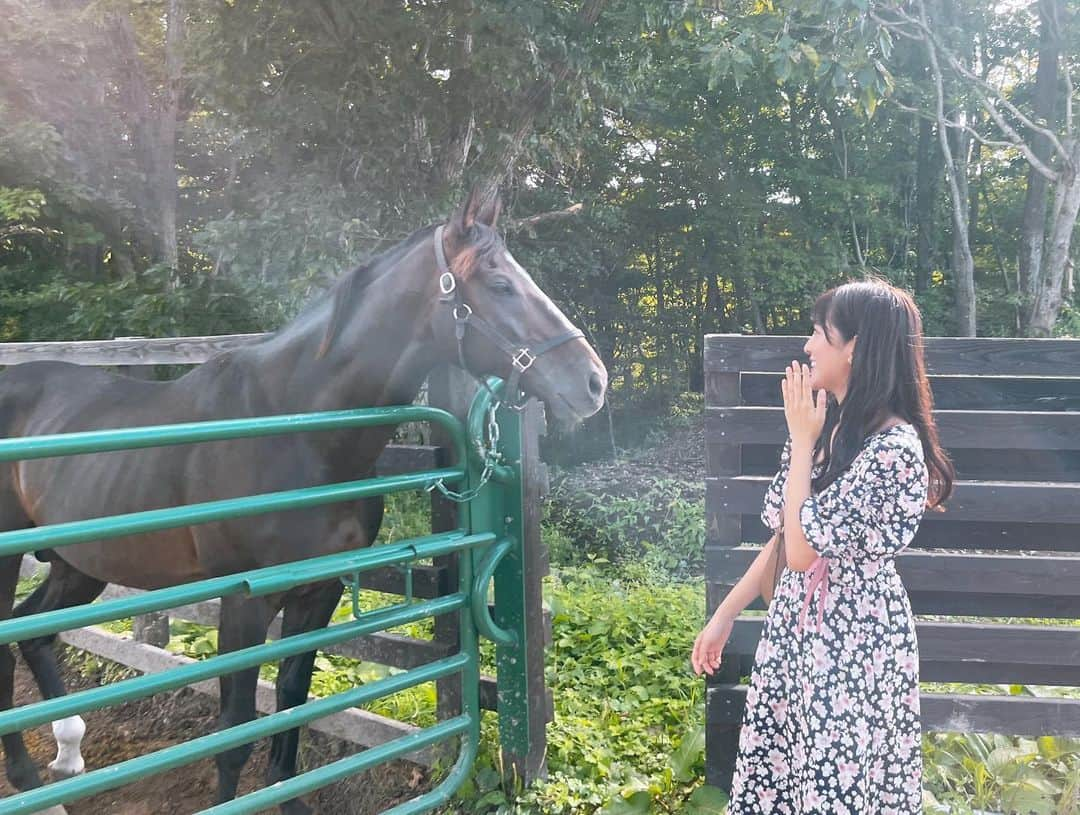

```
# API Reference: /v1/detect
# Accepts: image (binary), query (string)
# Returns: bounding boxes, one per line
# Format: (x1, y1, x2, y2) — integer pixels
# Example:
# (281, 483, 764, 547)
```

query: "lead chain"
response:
(426, 401, 503, 503)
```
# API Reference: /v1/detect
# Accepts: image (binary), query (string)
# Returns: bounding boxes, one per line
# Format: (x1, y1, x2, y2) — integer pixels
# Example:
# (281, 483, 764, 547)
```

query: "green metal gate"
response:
(0, 381, 533, 815)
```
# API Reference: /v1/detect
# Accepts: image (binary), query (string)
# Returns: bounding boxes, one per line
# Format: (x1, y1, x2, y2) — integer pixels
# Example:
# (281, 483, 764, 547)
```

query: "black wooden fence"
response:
(0, 334, 552, 781)
(703, 333, 1080, 790)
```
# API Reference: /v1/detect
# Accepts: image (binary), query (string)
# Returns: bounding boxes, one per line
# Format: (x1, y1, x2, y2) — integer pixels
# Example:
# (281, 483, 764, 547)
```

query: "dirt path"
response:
(0, 652, 431, 814)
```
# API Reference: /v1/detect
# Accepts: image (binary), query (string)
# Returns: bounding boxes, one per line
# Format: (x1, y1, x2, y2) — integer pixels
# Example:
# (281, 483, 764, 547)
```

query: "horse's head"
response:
(434, 188, 607, 426)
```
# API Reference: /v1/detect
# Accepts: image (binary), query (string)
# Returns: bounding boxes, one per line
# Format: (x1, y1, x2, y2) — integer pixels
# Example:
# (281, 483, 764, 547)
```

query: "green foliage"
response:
(0, 186, 47, 226)
(0, 267, 284, 342)
(4, 0, 1078, 451)
(922, 733, 1080, 815)
(14, 570, 46, 602)
(545, 477, 705, 581)
(443, 566, 714, 814)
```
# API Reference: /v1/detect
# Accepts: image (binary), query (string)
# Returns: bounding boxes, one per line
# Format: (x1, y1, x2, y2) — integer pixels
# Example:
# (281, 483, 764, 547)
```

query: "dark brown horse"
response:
(0, 189, 607, 814)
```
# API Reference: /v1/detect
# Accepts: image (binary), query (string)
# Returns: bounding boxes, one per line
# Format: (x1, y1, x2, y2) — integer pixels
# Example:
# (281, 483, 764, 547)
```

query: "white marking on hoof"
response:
(47, 715, 86, 779)
(35, 806, 68, 815)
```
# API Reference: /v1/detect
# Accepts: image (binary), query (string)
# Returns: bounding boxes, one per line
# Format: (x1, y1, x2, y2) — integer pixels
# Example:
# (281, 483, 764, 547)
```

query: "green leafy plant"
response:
(545, 476, 705, 581)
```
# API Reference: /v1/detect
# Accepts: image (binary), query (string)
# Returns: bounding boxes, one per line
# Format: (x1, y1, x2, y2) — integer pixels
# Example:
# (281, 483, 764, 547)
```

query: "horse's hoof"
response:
(279, 798, 312, 815)
(48, 757, 85, 781)
(35, 806, 69, 815)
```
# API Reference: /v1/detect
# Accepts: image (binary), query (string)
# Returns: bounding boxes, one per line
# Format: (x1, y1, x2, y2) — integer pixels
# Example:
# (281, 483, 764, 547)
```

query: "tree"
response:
(875, 0, 1080, 336)
(703, 0, 1080, 337)
(0, 0, 189, 275)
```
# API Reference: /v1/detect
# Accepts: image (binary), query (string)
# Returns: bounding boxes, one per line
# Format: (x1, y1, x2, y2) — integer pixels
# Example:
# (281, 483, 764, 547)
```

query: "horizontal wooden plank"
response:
(707, 476, 1080, 524)
(708, 547, 1080, 598)
(708, 579, 1080, 619)
(98, 582, 509, 711)
(359, 565, 446, 599)
(707, 406, 1080, 451)
(711, 579, 1074, 619)
(732, 443, 1080, 483)
(705, 334, 1080, 378)
(715, 516, 1080, 553)
(738, 372, 1080, 412)
(21, 554, 448, 604)
(59, 626, 436, 765)
(708, 686, 1080, 738)
(725, 618, 1080, 684)
(100, 583, 454, 665)
(375, 444, 441, 475)
(0, 334, 267, 366)
(907, 521, 1080, 552)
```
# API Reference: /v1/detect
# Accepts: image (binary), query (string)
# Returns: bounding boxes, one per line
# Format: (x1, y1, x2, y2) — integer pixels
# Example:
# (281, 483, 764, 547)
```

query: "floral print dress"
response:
(726, 424, 927, 815)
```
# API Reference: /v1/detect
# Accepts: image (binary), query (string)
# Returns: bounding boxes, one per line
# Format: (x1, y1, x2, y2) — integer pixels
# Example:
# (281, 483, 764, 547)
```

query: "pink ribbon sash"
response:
(797, 555, 831, 634)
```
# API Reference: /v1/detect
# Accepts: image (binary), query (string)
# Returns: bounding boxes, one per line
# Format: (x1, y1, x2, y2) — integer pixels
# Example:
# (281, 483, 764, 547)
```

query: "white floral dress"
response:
(726, 424, 927, 815)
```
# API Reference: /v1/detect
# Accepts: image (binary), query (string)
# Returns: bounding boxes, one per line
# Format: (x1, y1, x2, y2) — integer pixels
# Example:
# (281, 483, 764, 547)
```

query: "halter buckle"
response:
(512, 348, 536, 373)
(439, 272, 456, 297)
(453, 303, 473, 322)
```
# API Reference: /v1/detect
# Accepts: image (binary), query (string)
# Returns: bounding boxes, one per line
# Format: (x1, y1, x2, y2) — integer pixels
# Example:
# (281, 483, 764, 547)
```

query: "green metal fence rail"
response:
(0, 381, 531, 815)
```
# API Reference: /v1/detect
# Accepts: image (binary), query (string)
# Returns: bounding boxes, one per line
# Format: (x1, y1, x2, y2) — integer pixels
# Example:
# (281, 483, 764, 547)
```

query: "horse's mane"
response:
(316, 224, 439, 358)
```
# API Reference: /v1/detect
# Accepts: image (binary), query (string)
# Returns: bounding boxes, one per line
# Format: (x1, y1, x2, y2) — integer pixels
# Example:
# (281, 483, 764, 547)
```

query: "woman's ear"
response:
(846, 334, 857, 365)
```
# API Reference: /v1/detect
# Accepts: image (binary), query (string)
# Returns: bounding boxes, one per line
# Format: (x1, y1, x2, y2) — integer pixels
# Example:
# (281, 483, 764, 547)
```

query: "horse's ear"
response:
(478, 193, 501, 228)
(453, 185, 485, 232)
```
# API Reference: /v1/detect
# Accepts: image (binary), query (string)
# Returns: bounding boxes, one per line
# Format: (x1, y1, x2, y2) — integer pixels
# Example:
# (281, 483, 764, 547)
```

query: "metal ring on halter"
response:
(439, 271, 456, 295)
(453, 303, 473, 321)
(511, 348, 536, 373)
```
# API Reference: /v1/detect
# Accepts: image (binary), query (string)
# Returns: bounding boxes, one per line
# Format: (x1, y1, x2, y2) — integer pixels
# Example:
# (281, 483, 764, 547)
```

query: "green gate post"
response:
(473, 391, 546, 785)
(494, 400, 551, 785)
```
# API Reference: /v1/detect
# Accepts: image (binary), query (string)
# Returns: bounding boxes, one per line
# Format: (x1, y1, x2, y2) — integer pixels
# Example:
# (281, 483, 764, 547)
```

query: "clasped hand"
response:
(781, 361, 826, 450)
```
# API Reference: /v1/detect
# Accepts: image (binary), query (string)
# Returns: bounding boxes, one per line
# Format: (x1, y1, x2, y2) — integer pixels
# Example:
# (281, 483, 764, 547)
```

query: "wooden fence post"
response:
(118, 345, 172, 649)
(506, 397, 551, 783)
(704, 360, 742, 792)
(427, 366, 471, 729)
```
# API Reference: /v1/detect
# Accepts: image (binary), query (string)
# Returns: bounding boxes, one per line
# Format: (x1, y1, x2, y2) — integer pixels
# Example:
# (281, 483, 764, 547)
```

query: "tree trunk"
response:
(436, 9, 475, 186)
(108, 5, 184, 272)
(475, 0, 606, 206)
(1019, 0, 1063, 334)
(690, 270, 705, 392)
(1028, 139, 1080, 336)
(158, 0, 184, 277)
(915, 117, 938, 295)
(968, 140, 980, 241)
(653, 237, 666, 395)
(922, 0, 976, 335)
(705, 269, 719, 332)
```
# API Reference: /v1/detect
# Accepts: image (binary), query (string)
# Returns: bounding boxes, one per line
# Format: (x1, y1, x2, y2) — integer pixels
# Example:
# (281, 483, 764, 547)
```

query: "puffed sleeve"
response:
(798, 441, 928, 561)
(760, 436, 793, 532)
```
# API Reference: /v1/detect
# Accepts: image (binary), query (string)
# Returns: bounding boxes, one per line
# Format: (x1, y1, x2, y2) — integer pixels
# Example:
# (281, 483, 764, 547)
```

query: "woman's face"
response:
(803, 321, 856, 395)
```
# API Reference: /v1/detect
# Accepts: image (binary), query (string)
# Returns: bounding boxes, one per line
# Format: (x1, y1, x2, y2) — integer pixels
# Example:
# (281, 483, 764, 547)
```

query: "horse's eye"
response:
(489, 278, 514, 296)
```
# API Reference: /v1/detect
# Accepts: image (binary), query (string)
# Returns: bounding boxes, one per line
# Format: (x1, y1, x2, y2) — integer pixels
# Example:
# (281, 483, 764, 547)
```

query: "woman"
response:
(692, 279, 954, 814)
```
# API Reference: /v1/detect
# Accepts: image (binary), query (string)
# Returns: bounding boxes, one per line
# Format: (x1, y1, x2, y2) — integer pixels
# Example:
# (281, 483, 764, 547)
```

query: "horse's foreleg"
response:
(0, 553, 48, 795)
(266, 581, 343, 815)
(14, 559, 105, 780)
(215, 594, 276, 806)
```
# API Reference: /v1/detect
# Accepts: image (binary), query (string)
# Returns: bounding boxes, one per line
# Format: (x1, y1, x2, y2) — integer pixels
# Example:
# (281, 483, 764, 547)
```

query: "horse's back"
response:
(1, 360, 175, 438)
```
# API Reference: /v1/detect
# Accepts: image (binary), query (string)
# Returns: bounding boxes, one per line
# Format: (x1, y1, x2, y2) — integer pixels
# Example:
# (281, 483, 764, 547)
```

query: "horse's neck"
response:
(232, 242, 442, 417)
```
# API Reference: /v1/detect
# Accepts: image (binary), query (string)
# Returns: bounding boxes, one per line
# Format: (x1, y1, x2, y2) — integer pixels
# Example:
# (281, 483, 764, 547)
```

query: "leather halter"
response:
(433, 224, 585, 408)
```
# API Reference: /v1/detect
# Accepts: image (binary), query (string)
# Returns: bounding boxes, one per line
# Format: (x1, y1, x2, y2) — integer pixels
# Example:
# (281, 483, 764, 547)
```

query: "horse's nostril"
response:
(588, 372, 604, 398)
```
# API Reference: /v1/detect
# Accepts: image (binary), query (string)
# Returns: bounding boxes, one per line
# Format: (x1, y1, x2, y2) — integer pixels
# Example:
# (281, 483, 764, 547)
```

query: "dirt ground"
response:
(554, 417, 705, 499)
(0, 651, 434, 814)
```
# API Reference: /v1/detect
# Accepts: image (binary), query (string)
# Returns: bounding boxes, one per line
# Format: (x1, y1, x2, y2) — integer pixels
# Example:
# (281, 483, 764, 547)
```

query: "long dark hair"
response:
(811, 279, 954, 509)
